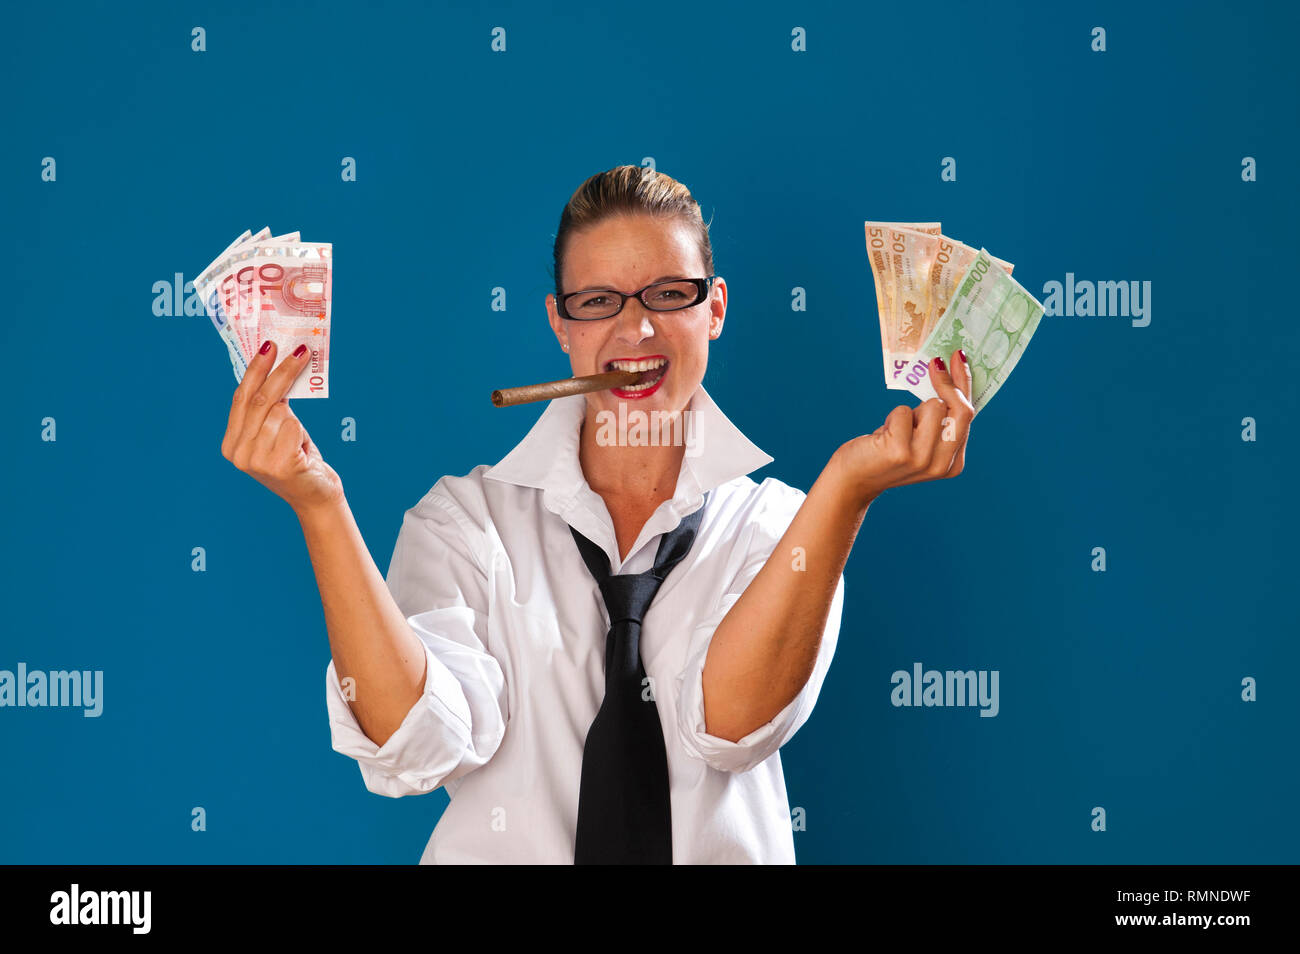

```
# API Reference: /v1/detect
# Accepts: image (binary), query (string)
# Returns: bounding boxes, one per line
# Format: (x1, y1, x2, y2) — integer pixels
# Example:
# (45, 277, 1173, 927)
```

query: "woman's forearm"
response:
(296, 496, 428, 748)
(700, 455, 873, 742)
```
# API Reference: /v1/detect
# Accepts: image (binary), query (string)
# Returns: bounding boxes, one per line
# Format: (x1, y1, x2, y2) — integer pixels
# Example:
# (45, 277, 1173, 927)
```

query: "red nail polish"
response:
(933, 356, 946, 372)
(293, 344, 307, 358)
(259, 340, 272, 355)
(958, 349, 968, 364)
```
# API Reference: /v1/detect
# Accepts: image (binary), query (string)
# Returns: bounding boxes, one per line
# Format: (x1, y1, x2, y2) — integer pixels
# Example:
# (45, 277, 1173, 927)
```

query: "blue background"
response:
(3, 0, 1296, 863)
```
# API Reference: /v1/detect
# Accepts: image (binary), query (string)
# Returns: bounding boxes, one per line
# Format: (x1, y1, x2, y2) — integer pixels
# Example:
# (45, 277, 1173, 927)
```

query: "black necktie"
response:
(568, 491, 709, 865)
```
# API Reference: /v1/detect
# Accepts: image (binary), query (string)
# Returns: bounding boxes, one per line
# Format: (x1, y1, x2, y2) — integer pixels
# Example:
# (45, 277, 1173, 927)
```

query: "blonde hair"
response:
(552, 165, 715, 298)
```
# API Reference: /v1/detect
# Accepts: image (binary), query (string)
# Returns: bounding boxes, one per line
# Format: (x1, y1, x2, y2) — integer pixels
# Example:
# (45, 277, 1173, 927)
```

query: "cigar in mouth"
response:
(491, 370, 642, 407)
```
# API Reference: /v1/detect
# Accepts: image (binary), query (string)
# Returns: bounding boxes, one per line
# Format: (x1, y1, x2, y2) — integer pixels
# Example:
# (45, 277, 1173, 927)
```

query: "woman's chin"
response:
(596, 369, 697, 417)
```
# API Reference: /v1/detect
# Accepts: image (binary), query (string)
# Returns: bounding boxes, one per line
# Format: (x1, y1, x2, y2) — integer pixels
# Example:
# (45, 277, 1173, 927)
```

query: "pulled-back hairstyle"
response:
(552, 165, 715, 299)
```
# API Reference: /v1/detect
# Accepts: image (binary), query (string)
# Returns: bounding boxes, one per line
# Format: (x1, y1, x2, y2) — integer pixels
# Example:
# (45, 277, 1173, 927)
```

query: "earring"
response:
(562, 344, 569, 352)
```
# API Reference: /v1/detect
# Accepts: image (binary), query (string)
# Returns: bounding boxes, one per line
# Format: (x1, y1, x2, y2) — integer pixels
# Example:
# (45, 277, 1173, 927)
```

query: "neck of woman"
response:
(578, 411, 686, 502)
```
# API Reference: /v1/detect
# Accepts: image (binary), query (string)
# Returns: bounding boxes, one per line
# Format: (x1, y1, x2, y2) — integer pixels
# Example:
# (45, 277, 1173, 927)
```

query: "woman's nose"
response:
(613, 298, 657, 341)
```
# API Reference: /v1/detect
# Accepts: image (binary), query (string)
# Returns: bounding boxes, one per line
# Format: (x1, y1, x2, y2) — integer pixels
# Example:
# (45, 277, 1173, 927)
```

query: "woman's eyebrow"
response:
(575, 274, 689, 290)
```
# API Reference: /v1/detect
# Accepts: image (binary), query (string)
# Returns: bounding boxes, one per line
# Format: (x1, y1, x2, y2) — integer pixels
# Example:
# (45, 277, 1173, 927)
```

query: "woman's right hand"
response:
(221, 340, 344, 516)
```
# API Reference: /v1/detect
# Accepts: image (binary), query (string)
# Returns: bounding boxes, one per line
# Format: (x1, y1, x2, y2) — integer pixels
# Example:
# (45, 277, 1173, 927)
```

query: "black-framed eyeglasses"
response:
(556, 275, 716, 321)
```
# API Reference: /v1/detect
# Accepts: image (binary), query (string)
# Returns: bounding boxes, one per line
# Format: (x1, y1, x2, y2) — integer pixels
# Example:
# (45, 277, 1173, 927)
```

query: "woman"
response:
(220, 165, 974, 864)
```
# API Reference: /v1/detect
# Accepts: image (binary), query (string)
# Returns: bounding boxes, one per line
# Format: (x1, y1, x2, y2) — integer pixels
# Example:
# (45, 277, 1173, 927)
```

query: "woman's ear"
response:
(546, 293, 570, 352)
(707, 276, 726, 339)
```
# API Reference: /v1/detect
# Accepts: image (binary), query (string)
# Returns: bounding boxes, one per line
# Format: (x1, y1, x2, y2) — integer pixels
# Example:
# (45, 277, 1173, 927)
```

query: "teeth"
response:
(609, 357, 668, 372)
(607, 357, 668, 392)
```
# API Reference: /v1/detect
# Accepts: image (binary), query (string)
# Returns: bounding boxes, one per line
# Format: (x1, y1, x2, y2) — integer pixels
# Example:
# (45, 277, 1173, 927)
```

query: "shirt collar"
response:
(483, 384, 774, 566)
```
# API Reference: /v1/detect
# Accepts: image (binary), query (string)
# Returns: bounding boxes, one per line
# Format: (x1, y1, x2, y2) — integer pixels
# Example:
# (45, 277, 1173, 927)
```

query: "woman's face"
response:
(547, 213, 725, 419)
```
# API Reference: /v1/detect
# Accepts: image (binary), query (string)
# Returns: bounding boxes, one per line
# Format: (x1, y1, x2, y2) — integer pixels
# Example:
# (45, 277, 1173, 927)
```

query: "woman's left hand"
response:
(830, 348, 974, 507)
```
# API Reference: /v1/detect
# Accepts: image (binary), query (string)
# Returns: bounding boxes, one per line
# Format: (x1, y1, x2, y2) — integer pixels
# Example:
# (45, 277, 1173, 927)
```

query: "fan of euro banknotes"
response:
(865, 221, 1044, 414)
(196, 227, 332, 399)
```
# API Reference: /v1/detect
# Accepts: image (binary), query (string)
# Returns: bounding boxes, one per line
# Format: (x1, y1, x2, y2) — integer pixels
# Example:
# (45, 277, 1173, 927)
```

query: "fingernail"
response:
(958, 349, 968, 364)
(933, 356, 946, 372)
(292, 344, 307, 358)
(259, 340, 272, 355)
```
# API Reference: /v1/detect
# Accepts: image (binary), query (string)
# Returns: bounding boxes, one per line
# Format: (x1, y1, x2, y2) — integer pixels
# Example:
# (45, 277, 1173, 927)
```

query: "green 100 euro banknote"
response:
(893, 248, 1044, 414)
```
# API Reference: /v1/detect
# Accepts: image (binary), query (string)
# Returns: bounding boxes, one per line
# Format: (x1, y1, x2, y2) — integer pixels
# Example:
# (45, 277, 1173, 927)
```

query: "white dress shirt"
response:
(325, 383, 845, 863)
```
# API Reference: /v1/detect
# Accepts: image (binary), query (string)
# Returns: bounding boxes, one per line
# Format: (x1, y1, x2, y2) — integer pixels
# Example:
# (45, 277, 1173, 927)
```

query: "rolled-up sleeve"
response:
(675, 479, 844, 774)
(325, 486, 507, 797)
